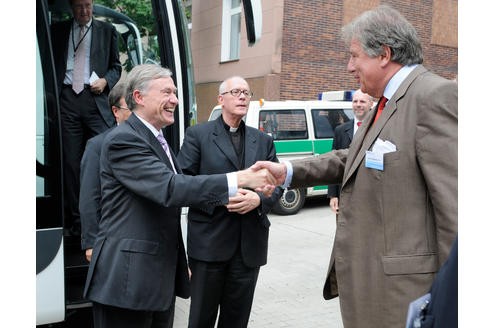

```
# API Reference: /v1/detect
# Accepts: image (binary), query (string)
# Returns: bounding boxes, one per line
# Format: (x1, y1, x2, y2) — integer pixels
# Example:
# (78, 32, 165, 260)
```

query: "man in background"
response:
(79, 81, 130, 263)
(51, 0, 121, 236)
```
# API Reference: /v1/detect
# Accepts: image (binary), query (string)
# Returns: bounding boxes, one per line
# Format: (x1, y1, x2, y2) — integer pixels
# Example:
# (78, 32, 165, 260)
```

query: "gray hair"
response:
(108, 81, 127, 108)
(125, 64, 173, 110)
(342, 5, 423, 65)
(218, 76, 248, 95)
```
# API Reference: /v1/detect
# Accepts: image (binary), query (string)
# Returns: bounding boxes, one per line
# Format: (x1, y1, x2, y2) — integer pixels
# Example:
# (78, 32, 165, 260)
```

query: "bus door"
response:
(36, 0, 196, 325)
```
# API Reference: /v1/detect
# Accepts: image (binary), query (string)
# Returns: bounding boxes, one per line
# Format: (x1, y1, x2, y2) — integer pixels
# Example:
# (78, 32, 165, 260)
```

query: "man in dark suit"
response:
(83, 64, 275, 328)
(327, 89, 373, 213)
(51, 0, 122, 236)
(252, 5, 457, 327)
(79, 82, 130, 263)
(177, 76, 283, 328)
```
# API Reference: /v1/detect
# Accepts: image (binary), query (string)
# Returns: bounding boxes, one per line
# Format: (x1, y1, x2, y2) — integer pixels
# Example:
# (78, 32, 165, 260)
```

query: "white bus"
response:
(36, 0, 261, 326)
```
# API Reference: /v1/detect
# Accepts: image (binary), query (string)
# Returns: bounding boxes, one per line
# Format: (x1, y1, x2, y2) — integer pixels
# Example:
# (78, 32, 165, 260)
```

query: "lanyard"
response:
(72, 22, 92, 55)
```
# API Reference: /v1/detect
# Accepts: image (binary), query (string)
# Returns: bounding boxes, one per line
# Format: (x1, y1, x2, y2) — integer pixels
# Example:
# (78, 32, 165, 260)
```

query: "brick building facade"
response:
(191, 0, 457, 122)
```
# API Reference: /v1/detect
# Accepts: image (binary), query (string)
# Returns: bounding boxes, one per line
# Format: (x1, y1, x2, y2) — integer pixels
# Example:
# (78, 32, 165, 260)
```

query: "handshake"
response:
(236, 161, 288, 196)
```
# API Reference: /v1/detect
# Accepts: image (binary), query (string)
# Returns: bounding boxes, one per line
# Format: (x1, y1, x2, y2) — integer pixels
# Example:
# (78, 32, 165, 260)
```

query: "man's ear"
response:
(379, 45, 392, 68)
(133, 89, 144, 105)
(111, 105, 119, 119)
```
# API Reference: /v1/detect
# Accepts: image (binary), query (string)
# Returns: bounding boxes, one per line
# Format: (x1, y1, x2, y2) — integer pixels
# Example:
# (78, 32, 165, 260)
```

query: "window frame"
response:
(221, 0, 242, 62)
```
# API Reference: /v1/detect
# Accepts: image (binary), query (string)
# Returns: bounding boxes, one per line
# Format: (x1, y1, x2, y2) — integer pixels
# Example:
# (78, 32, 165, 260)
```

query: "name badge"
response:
(365, 150, 384, 171)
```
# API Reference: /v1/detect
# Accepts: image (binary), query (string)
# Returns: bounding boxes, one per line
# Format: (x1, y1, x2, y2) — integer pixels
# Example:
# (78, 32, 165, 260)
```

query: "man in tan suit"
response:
(252, 5, 457, 327)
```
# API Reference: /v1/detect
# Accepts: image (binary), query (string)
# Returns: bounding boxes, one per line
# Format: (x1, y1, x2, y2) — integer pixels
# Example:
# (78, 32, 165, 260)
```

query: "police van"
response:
(208, 93, 354, 215)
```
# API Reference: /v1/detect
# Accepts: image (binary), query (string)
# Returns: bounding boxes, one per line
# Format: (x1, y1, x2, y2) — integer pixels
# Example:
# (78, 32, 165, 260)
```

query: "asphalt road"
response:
(174, 197, 344, 327)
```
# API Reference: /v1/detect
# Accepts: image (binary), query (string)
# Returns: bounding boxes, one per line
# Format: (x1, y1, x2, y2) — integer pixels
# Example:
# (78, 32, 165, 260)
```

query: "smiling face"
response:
(133, 77, 178, 130)
(71, 0, 93, 25)
(352, 89, 373, 122)
(347, 39, 385, 98)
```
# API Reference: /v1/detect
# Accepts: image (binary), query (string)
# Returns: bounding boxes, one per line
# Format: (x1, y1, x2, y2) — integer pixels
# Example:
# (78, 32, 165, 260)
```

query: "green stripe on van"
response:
(313, 139, 333, 155)
(274, 139, 335, 155)
(274, 140, 313, 154)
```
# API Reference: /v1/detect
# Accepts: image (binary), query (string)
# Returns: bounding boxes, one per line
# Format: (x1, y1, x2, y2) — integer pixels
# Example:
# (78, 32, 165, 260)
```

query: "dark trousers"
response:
(60, 86, 109, 232)
(92, 299, 175, 328)
(188, 249, 260, 328)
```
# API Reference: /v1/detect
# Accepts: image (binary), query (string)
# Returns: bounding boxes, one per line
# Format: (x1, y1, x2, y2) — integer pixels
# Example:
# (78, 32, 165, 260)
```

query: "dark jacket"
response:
(177, 116, 283, 268)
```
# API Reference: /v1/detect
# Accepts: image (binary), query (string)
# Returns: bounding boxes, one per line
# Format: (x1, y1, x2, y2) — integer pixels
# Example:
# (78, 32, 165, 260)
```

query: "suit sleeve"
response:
(416, 80, 458, 264)
(105, 132, 230, 208)
(79, 139, 101, 250)
(102, 24, 121, 90)
(327, 128, 343, 198)
(291, 149, 348, 188)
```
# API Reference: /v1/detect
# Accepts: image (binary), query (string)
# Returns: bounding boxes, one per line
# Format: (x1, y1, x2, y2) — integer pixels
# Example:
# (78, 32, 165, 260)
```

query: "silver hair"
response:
(342, 5, 423, 65)
(218, 76, 248, 95)
(125, 64, 173, 110)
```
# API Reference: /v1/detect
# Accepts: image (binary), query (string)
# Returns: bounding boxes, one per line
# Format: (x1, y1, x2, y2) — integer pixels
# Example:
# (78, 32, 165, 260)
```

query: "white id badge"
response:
(365, 151, 384, 171)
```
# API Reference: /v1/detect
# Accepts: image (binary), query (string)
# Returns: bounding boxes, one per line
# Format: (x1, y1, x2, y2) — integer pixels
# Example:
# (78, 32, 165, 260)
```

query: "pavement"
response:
(173, 197, 344, 327)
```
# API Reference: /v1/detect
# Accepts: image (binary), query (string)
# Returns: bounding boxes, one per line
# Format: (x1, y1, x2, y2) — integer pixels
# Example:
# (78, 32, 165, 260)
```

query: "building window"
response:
(221, 0, 241, 62)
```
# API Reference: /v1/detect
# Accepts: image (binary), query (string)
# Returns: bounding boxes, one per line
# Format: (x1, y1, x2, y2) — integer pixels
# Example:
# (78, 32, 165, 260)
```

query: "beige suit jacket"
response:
(290, 65, 458, 328)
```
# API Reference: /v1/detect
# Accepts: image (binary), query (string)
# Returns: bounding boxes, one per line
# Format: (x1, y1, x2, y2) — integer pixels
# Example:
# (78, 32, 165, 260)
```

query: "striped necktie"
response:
(156, 134, 177, 173)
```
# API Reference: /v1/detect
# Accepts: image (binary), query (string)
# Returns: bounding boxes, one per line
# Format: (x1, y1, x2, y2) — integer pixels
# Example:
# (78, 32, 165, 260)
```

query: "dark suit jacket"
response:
(84, 114, 232, 311)
(79, 128, 113, 250)
(50, 18, 121, 127)
(327, 119, 354, 198)
(421, 236, 458, 328)
(177, 117, 283, 268)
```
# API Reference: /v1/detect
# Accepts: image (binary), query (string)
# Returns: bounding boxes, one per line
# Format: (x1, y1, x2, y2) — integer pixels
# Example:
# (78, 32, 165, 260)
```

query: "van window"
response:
(259, 110, 308, 140)
(311, 108, 352, 139)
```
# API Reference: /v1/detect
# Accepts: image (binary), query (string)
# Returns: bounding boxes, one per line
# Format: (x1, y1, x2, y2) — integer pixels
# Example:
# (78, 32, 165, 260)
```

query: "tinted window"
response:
(258, 110, 308, 140)
(311, 108, 353, 139)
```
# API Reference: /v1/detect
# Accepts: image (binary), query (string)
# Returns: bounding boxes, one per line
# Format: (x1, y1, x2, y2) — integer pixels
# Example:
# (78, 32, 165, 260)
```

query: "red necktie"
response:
(357, 121, 362, 127)
(373, 96, 388, 124)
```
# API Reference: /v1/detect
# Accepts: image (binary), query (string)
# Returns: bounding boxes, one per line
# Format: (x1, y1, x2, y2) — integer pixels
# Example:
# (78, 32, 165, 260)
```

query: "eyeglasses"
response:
(115, 105, 131, 111)
(221, 89, 253, 98)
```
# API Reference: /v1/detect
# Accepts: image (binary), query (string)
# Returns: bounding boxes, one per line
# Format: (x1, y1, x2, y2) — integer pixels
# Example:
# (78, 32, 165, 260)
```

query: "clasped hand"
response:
(226, 188, 260, 214)
(236, 161, 288, 197)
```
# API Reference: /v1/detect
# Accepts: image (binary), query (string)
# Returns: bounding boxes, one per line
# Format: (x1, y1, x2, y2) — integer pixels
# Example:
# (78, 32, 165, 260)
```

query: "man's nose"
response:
(347, 58, 355, 73)
(169, 93, 179, 104)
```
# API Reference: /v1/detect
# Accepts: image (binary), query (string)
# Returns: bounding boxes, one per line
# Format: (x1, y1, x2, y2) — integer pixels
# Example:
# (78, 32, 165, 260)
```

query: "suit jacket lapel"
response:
(212, 117, 240, 169)
(126, 114, 177, 171)
(342, 65, 427, 187)
(90, 20, 100, 72)
(244, 127, 258, 167)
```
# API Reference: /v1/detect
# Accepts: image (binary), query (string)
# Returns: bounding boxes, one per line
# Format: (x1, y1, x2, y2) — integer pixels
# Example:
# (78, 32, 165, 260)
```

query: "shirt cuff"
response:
(226, 172, 238, 197)
(282, 160, 293, 189)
